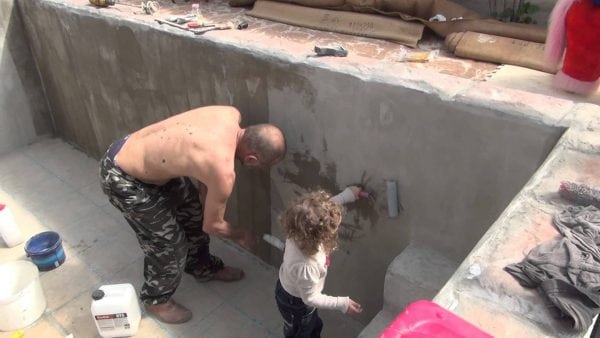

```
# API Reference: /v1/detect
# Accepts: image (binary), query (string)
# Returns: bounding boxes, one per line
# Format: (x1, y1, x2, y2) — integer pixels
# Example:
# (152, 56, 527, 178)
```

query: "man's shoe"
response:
(210, 266, 245, 282)
(145, 300, 192, 324)
(187, 265, 245, 283)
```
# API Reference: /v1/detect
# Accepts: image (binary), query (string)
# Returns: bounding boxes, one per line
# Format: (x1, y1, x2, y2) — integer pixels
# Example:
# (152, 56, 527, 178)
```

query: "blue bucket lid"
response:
(24, 231, 62, 256)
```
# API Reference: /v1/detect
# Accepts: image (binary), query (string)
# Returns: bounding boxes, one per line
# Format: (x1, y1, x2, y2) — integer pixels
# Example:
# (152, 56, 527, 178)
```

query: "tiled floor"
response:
(0, 137, 364, 338)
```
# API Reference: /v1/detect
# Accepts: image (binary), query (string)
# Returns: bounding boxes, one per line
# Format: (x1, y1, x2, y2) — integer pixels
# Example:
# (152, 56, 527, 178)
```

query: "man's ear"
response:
(244, 155, 259, 166)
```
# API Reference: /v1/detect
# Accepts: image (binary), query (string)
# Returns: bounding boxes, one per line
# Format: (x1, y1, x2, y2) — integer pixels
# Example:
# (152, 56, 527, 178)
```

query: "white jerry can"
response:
(91, 283, 141, 337)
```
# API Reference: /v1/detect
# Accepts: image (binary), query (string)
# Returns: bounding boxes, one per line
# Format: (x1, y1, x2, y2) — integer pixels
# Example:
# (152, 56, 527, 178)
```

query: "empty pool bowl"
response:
(0, 260, 47, 331)
(24, 231, 66, 271)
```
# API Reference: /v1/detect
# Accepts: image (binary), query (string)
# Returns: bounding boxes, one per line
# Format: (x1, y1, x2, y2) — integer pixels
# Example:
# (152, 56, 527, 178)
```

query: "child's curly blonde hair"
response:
(279, 190, 343, 256)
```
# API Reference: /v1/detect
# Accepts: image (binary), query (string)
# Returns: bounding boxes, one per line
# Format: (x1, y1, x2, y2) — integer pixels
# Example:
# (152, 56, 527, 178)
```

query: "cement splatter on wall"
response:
(278, 151, 339, 194)
(341, 171, 380, 240)
(277, 151, 379, 243)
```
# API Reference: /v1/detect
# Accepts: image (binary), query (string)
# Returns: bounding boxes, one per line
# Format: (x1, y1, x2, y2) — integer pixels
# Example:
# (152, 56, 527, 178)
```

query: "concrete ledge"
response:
(434, 128, 600, 337)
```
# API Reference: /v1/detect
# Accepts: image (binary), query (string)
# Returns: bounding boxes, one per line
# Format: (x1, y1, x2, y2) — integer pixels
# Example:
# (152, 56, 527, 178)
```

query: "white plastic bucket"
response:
(0, 204, 24, 248)
(0, 260, 47, 331)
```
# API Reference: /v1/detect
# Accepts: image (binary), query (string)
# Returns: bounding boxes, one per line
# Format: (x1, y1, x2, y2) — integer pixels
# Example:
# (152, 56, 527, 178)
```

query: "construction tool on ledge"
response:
(88, 0, 115, 7)
(193, 19, 249, 34)
(156, 18, 248, 35)
(313, 46, 348, 57)
(155, 18, 214, 33)
(165, 14, 196, 24)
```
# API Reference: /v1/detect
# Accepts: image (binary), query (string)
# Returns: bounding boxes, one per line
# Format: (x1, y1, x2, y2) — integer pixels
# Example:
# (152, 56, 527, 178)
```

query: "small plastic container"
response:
(190, 3, 205, 25)
(0, 203, 24, 248)
(91, 283, 141, 338)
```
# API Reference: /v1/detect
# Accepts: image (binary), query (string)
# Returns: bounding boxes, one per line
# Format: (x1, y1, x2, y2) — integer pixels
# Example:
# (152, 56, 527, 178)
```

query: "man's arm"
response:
(201, 170, 244, 240)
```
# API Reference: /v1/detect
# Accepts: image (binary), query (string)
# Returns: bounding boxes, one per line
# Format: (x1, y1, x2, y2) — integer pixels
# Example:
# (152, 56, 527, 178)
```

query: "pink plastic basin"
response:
(379, 300, 493, 338)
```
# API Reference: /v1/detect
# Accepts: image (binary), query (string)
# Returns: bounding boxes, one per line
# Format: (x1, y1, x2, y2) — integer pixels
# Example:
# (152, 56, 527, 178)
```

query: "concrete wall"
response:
(18, 0, 564, 324)
(0, 0, 52, 156)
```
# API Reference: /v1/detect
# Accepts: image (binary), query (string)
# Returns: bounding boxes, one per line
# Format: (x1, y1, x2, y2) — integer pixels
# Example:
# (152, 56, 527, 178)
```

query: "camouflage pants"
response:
(99, 139, 224, 305)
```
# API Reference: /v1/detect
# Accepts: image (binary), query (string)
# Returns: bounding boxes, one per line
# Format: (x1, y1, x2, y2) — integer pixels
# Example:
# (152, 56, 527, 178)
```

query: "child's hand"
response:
(346, 299, 363, 315)
(348, 186, 362, 199)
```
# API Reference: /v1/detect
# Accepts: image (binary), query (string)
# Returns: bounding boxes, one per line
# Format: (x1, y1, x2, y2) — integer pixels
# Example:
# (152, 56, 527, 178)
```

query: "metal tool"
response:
(191, 22, 237, 35)
(155, 19, 215, 34)
(155, 18, 190, 32)
(314, 46, 348, 57)
(165, 14, 195, 24)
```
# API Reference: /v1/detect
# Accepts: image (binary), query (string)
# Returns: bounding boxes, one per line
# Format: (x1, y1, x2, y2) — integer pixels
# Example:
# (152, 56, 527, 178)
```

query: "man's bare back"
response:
(112, 105, 285, 244)
(116, 105, 241, 186)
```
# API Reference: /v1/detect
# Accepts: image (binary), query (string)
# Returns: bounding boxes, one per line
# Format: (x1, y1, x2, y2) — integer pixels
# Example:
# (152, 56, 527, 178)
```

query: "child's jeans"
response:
(275, 279, 323, 338)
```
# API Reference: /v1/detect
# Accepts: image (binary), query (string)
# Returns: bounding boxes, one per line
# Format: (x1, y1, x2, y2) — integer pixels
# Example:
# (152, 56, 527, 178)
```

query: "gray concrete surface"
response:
(15, 0, 565, 324)
(0, 0, 52, 156)
(0, 137, 364, 338)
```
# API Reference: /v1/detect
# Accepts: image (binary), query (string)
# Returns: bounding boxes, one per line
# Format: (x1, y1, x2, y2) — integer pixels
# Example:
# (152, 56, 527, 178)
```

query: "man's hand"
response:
(237, 229, 257, 251)
(346, 299, 363, 315)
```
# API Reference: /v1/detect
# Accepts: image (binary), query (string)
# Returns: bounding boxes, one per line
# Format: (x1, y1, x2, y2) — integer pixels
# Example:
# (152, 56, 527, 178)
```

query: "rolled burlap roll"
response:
(445, 31, 556, 73)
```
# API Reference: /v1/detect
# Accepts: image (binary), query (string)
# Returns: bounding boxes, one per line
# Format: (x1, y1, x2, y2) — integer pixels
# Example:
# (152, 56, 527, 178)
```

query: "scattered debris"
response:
(559, 181, 600, 209)
(397, 49, 439, 63)
(140, 0, 160, 15)
(429, 14, 446, 22)
(466, 263, 481, 279)
(235, 20, 249, 30)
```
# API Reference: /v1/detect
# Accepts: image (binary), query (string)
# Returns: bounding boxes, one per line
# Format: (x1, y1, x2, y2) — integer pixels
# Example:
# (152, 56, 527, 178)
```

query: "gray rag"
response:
(505, 205, 600, 331)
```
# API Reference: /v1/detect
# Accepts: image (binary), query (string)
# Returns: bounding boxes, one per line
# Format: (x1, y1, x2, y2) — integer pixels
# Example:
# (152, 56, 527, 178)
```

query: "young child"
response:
(275, 186, 364, 338)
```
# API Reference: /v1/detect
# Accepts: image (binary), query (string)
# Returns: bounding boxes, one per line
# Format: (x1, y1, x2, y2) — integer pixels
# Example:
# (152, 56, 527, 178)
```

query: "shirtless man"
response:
(99, 106, 286, 324)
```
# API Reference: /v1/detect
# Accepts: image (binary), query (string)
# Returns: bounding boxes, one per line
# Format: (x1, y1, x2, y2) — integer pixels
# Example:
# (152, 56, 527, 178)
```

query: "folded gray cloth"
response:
(505, 205, 600, 331)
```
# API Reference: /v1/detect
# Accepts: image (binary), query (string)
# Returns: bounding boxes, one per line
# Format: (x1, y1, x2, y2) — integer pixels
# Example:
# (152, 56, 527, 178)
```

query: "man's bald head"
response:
(239, 124, 286, 167)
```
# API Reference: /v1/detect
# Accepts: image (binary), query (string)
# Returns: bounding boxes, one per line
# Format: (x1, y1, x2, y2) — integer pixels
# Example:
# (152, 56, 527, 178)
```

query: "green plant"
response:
(489, 0, 540, 23)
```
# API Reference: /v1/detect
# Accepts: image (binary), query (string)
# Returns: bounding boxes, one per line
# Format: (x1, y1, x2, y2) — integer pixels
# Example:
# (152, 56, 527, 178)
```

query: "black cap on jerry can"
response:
(92, 289, 105, 300)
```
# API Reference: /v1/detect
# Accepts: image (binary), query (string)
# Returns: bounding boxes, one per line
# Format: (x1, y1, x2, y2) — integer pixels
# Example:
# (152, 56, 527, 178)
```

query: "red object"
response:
(379, 300, 493, 338)
(0, 204, 4, 211)
(545, 0, 600, 95)
(187, 22, 201, 28)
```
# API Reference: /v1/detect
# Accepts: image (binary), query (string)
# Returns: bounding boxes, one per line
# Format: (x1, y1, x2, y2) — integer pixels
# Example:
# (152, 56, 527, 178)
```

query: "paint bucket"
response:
(24, 231, 66, 271)
(0, 260, 47, 331)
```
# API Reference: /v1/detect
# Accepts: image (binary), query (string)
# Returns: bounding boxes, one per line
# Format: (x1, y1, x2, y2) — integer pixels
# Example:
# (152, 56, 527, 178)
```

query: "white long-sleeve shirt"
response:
(278, 187, 357, 313)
